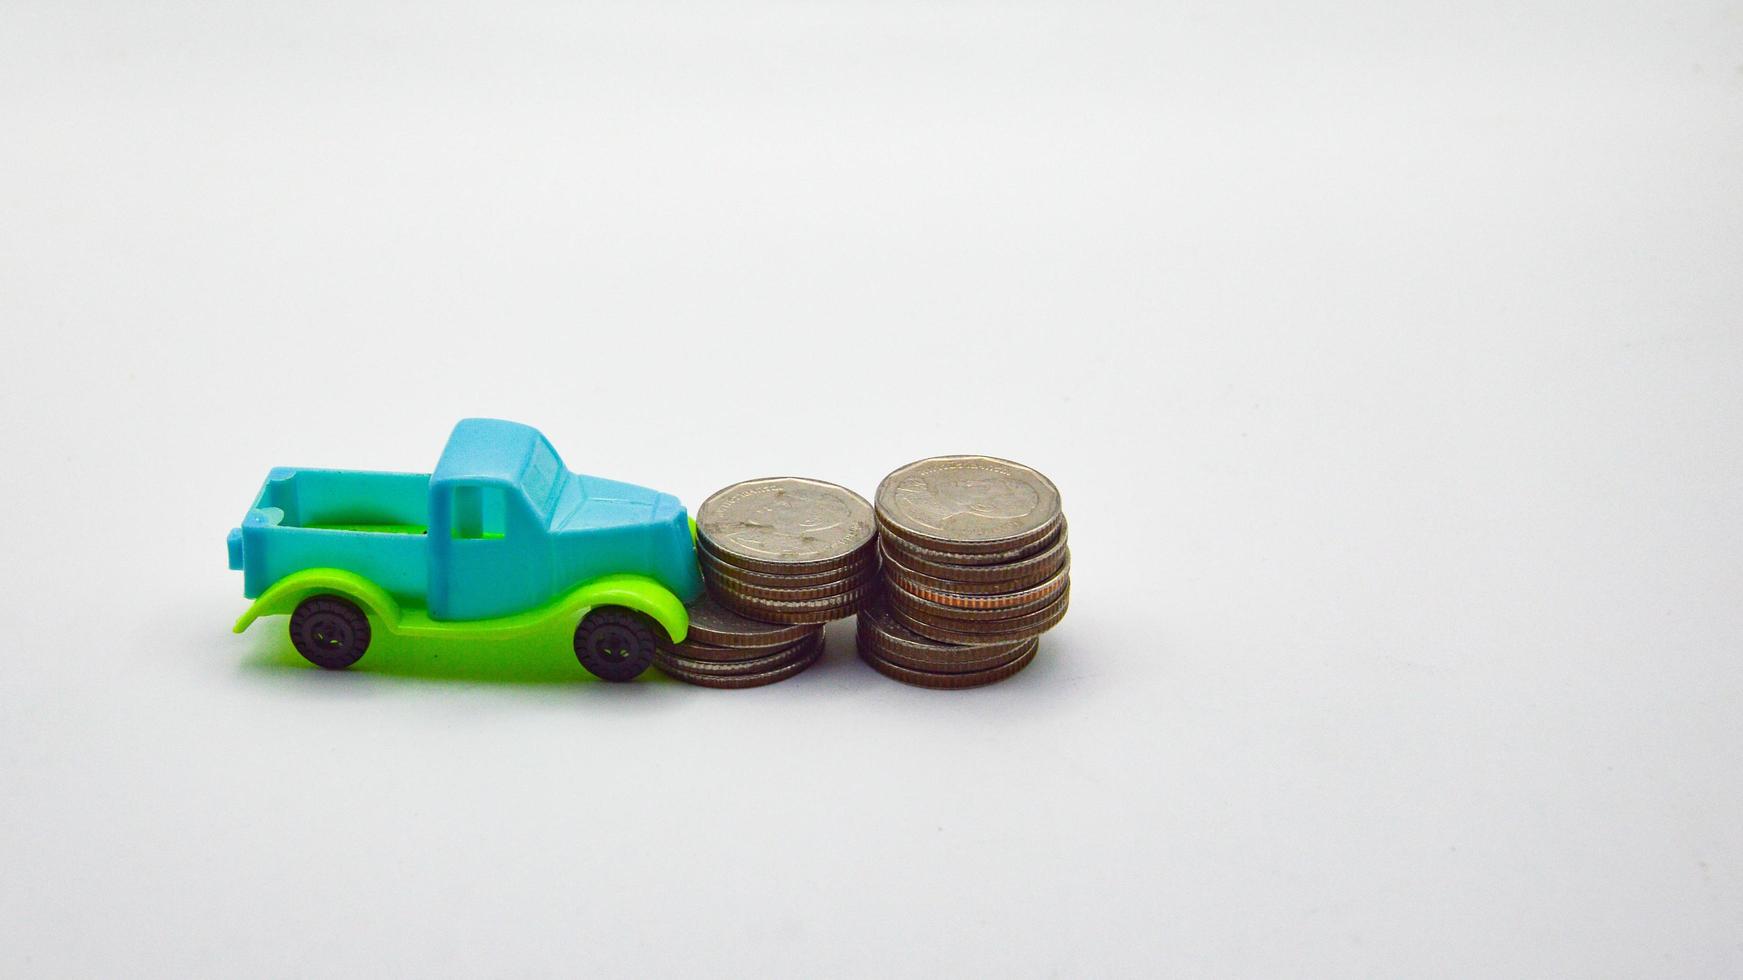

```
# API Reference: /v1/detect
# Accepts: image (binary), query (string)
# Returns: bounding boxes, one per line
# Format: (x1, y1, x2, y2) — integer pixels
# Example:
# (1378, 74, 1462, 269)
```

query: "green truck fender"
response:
(233, 568, 690, 644)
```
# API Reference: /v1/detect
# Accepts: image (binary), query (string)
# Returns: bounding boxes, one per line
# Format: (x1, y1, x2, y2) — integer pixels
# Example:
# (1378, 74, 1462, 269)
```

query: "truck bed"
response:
(236, 468, 432, 602)
(301, 522, 428, 534)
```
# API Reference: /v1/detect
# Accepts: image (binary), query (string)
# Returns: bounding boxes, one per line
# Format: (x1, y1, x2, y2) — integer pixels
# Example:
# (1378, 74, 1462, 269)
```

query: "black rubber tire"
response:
(288, 595, 372, 670)
(574, 607, 660, 682)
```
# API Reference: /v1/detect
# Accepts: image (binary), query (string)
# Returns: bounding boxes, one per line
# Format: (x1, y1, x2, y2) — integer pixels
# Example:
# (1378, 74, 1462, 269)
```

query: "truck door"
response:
(428, 481, 548, 620)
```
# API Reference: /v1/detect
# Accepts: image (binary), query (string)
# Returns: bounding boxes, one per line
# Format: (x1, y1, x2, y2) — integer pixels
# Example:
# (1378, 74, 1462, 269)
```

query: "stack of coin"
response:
(662, 476, 878, 688)
(694, 477, 879, 625)
(856, 605, 1040, 689)
(654, 595, 825, 689)
(860, 456, 1069, 687)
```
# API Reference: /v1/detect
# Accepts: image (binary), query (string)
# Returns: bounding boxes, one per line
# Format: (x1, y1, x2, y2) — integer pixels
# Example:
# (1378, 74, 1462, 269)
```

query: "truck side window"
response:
(451, 485, 508, 540)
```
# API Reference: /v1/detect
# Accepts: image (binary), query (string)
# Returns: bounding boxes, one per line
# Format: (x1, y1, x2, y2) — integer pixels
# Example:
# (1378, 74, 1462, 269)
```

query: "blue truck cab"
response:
(228, 419, 704, 681)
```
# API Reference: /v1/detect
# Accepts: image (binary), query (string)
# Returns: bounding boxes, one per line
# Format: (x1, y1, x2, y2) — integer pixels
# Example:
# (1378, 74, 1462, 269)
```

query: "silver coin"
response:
(880, 547, 1069, 598)
(887, 563, 1071, 612)
(712, 579, 878, 624)
(662, 628, 823, 663)
(856, 604, 1030, 671)
(705, 564, 879, 602)
(698, 540, 878, 588)
(877, 521, 1068, 583)
(655, 638, 825, 688)
(681, 594, 820, 649)
(875, 456, 1061, 553)
(878, 514, 1064, 566)
(697, 477, 876, 572)
(656, 633, 821, 676)
(860, 638, 1040, 689)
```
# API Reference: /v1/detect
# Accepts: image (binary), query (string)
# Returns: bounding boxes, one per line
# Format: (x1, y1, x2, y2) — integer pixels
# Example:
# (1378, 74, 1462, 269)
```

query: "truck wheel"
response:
(289, 595, 372, 670)
(574, 608, 659, 682)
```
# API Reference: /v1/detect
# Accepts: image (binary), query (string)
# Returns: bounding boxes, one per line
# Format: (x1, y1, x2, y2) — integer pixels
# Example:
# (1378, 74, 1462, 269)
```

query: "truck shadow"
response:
(239, 627, 686, 688)
(236, 619, 1070, 698)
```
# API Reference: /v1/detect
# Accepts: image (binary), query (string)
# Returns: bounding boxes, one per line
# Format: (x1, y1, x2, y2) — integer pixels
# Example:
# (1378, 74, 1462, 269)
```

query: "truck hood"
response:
(548, 473, 703, 604)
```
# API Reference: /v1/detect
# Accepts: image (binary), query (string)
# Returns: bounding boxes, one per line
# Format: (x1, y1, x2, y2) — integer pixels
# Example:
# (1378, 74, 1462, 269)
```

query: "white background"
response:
(2, 2, 1740, 977)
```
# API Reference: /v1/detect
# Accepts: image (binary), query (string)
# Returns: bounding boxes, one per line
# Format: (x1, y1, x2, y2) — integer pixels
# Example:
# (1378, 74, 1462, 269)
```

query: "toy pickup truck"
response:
(227, 419, 704, 681)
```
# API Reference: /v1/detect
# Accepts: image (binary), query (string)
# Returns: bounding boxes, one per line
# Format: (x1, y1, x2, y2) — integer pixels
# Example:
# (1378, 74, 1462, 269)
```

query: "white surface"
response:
(2, 3, 1740, 976)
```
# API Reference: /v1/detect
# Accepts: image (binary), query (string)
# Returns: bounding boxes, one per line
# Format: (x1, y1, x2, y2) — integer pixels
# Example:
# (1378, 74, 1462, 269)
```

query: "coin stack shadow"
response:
(661, 477, 879, 688)
(859, 456, 1069, 688)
